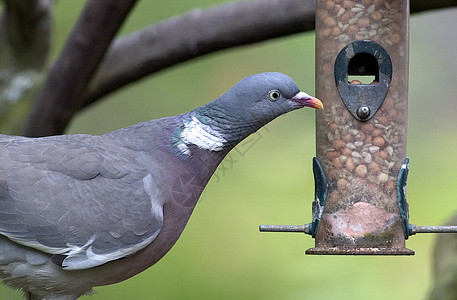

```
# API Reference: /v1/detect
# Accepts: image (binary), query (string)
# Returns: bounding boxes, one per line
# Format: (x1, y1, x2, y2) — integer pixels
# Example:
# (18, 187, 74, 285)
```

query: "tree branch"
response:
(22, 0, 138, 137)
(82, 0, 315, 108)
(81, 0, 457, 111)
(411, 0, 457, 14)
(0, 0, 54, 134)
(0, 0, 53, 70)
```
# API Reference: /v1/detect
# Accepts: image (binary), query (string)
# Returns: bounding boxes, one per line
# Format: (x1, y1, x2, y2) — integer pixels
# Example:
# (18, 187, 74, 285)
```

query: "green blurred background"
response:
(2, 1, 457, 299)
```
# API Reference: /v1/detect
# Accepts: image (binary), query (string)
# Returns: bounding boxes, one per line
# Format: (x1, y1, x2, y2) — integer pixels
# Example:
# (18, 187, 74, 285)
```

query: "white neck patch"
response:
(179, 116, 226, 155)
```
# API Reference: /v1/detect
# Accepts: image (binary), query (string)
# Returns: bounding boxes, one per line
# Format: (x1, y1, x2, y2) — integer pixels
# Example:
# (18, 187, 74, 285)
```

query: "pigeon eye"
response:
(268, 90, 281, 101)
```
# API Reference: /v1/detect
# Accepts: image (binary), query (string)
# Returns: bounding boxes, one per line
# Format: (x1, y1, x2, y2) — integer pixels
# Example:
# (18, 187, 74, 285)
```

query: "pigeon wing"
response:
(0, 135, 164, 270)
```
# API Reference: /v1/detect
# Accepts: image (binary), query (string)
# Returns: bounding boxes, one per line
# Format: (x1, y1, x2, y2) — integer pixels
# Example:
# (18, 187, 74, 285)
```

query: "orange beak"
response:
(292, 92, 324, 109)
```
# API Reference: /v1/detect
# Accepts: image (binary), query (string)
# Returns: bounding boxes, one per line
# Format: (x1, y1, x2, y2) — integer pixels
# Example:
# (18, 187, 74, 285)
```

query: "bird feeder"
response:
(260, 0, 457, 254)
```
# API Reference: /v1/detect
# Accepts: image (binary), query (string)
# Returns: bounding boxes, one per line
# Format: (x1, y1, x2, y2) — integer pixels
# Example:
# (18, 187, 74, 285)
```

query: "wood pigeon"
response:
(0, 72, 322, 299)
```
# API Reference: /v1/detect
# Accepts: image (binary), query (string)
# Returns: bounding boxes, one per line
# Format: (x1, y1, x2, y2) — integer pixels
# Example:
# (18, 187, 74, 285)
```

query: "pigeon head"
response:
(186, 72, 322, 149)
(208, 72, 322, 125)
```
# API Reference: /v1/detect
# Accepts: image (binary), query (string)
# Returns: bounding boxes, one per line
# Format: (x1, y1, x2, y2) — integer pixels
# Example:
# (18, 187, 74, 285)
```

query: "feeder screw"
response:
(356, 106, 371, 119)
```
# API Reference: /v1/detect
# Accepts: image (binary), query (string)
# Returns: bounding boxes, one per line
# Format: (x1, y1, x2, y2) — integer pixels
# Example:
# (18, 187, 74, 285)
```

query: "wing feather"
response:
(0, 134, 164, 270)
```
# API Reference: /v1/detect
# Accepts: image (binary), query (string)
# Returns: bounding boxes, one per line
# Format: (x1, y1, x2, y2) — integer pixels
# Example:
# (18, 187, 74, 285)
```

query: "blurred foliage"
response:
(1, 1, 457, 299)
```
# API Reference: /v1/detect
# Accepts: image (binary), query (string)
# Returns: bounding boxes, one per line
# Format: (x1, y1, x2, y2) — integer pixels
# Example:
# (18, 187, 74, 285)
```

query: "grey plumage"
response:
(0, 73, 322, 299)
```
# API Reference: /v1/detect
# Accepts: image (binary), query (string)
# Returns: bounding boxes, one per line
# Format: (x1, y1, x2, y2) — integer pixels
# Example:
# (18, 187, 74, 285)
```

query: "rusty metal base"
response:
(306, 247, 415, 255)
